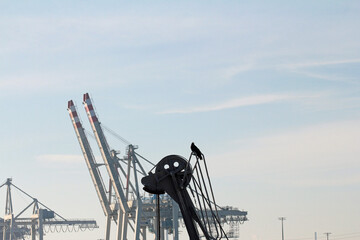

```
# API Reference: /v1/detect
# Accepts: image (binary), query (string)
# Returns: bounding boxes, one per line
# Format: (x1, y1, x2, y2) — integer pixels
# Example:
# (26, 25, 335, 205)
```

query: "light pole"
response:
(279, 217, 286, 240)
(324, 232, 331, 240)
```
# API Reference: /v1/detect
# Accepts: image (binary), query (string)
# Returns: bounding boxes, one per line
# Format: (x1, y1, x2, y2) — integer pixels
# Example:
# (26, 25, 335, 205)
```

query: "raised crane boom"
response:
(82, 93, 130, 240)
(67, 100, 113, 240)
(67, 100, 111, 217)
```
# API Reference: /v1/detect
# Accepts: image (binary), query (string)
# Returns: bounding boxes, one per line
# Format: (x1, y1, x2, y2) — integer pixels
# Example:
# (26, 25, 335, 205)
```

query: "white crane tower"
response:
(67, 93, 247, 240)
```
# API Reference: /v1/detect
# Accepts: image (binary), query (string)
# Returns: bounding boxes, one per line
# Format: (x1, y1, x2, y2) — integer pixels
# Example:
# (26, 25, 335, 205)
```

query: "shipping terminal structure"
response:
(67, 93, 248, 240)
(0, 178, 98, 240)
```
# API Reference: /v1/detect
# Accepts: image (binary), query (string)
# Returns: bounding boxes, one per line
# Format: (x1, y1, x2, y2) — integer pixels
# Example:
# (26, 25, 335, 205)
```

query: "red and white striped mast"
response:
(83, 93, 130, 240)
(67, 100, 113, 240)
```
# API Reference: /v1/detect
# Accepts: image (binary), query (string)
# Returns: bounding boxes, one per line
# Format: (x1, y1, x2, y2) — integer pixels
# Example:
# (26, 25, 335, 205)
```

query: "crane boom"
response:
(67, 100, 111, 217)
(82, 93, 129, 212)
(82, 93, 130, 240)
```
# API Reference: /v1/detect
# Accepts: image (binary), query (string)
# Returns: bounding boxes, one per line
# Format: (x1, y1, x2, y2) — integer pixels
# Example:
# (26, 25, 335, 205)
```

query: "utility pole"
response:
(279, 217, 286, 240)
(324, 232, 331, 240)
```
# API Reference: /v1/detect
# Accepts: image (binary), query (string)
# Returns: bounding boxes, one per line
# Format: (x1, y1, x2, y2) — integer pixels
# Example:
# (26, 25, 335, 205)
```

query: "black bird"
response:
(191, 142, 203, 160)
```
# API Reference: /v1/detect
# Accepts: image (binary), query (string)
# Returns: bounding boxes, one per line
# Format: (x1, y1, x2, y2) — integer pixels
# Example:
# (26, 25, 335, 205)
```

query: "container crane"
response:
(68, 94, 149, 240)
(67, 93, 248, 240)
(82, 93, 141, 240)
(0, 178, 97, 240)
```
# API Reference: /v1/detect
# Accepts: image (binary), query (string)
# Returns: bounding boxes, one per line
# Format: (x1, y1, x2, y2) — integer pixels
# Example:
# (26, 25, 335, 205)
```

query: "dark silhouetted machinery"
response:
(142, 143, 229, 240)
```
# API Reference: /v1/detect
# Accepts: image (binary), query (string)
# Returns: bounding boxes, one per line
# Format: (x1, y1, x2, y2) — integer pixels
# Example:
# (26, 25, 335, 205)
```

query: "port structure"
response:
(68, 93, 248, 240)
(68, 95, 148, 240)
(0, 178, 97, 240)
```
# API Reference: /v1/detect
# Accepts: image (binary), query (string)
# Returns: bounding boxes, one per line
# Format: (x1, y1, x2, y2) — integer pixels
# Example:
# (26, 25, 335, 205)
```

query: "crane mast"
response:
(67, 100, 113, 240)
(126, 145, 143, 240)
(82, 93, 130, 240)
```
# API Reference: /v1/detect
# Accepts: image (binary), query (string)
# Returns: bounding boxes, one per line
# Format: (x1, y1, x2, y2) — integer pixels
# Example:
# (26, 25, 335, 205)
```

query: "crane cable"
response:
(102, 124, 131, 146)
(188, 153, 229, 240)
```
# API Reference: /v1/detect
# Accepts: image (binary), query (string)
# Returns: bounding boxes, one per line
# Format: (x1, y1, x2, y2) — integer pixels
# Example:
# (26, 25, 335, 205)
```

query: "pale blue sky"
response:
(0, 1, 360, 240)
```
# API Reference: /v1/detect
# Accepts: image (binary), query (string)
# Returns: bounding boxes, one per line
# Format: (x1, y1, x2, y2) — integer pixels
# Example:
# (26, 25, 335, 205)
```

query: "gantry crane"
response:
(68, 95, 148, 240)
(83, 93, 138, 240)
(67, 93, 247, 240)
(0, 178, 97, 240)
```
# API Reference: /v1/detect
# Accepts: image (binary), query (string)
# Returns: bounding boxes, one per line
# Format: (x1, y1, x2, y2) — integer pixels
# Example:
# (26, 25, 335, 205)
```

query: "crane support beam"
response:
(0, 219, 97, 227)
(129, 145, 142, 240)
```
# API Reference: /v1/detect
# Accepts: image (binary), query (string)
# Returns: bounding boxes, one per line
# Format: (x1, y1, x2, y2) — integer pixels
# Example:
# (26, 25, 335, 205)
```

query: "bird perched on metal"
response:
(191, 142, 203, 160)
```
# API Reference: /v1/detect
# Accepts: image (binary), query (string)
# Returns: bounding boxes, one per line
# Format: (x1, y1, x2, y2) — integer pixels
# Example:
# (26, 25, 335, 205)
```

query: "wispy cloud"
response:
(0, 76, 54, 91)
(0, 72, 129, 95)
(222, 62, 257, 79)
(0, 15, 214, 53)
(36, 154, 83, 164)
(293, 90, 360, 112)
(221, 57, 360, 82)
(159, 93, 310, 114)
(209, 119, 360, 187)
(292, 70, 356, 83)
(280, 58, 360, 70)
(293, 175, 360, 187)
(276, 58, 360, 84)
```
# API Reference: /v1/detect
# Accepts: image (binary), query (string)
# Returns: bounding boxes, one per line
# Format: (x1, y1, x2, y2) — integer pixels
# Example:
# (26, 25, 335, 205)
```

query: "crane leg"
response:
(105, 215, 111, 240)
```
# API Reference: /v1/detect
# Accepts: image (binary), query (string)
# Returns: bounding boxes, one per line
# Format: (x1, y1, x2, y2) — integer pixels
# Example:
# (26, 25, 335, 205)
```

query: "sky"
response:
(0, 0, 360, 240)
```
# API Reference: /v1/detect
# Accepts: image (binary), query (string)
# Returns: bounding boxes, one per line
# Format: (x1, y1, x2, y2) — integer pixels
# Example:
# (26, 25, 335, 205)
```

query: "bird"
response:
(191, 142, 203, 160)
